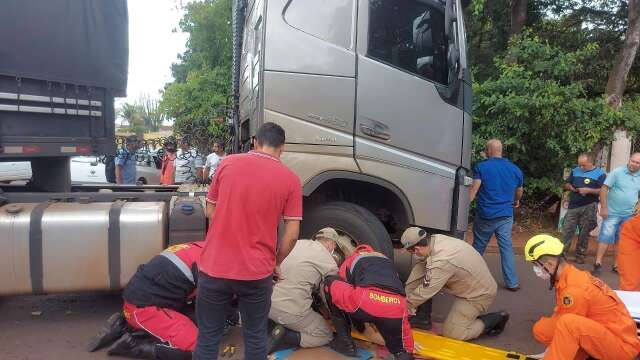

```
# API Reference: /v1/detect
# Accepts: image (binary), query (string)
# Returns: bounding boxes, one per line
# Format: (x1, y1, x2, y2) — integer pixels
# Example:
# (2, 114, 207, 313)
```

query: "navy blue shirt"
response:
(473, 157, 524, 219)
(566, 167, 606, 209)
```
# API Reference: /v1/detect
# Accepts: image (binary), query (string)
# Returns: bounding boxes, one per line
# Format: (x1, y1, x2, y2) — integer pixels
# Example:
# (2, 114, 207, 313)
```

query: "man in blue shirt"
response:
(470, 139, 524, 291)
(562, 153, 606, 264)
(592, 152, 640, 276)
(114, 135, 139, 185)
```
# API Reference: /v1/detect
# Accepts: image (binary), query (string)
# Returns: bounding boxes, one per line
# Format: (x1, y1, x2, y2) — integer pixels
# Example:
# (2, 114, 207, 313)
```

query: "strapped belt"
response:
(160, 251, 195, 285)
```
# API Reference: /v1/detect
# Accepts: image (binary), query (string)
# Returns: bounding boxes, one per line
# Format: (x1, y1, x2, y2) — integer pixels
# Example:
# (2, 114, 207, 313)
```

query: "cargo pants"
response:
(269, 307, 333, 347)
(441, 295, 494, 341)
(562, 203, 597, 257)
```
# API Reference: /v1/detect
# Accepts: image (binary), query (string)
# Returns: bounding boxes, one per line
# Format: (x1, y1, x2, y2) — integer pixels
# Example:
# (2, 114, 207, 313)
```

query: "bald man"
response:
(469, 139, 524, 291)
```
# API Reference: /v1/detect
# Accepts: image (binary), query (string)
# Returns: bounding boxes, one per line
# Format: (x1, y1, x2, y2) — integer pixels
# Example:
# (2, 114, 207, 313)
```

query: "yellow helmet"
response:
(524, 234, 564, 262)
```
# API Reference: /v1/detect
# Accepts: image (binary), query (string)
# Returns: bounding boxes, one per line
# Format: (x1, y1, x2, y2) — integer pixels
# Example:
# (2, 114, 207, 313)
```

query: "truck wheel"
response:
(301, 201, 393, 260)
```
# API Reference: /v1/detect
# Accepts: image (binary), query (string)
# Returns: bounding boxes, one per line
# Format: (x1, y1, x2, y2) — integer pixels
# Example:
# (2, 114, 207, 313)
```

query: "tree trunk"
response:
(510, 0, 528, 37)
(606, 0, 640, 169)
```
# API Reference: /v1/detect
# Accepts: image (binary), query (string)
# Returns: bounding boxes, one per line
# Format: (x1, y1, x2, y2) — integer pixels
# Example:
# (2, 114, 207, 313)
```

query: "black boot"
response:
(267, 324, 301, 354)
(409, 300, 432, 331)
(107, 332, 156, 359)
(391, 352, 414, 360)
(155, 344, 192, 360)
(329, 315, 358, 357)
(478, 311, 510, 336)
(87, 312, 128, 352)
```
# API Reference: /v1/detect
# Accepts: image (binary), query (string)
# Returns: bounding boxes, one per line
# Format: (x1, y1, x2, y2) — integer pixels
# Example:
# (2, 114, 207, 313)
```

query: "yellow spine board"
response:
(352, 329, 534, 360)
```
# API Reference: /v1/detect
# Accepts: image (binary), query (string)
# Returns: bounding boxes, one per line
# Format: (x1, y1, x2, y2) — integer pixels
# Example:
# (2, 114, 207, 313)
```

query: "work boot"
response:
(329, 315, 358, 357)
(409, 301, 432, 331)
(154, 344, 192, 360)
(87, 312, 128, 352)
(267, 324, 301, 354)
(591, 263, 602, 277)
(107, 332, 156, 359)
(479, 311, 510, 336)
(388, 352, 414, 360)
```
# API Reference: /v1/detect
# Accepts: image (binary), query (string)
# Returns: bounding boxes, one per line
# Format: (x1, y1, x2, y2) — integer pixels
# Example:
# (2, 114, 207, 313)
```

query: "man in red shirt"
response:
(194, 122, 302, 360)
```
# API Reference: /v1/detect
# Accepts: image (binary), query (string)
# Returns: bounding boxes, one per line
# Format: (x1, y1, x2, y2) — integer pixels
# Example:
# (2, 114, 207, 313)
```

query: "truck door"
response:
(354, 0, 466, 231)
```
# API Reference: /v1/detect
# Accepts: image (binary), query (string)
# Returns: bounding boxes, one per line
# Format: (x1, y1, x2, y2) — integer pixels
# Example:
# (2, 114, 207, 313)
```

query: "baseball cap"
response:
(400, 227, 429, 249)
(314, 227, 339, 242)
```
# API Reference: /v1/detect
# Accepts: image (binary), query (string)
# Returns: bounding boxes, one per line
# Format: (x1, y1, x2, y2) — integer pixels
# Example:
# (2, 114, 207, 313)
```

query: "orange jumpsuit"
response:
(618, 215, 640, 291)
(533, 264, 640, 360)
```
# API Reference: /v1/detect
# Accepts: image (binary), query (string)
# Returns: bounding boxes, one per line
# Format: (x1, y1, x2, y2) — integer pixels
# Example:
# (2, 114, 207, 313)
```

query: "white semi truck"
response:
(0, 0, 472, 296)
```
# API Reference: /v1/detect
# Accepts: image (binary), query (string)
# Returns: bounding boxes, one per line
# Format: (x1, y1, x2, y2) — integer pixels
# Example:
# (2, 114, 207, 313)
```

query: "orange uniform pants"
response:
(618, 218, 640, 291)
(533, 313, 638, 360)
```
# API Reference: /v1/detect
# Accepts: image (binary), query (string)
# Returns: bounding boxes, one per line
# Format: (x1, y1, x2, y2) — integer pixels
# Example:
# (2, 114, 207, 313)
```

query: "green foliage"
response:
(473, 34, 635, 200)
(161, 0, 232, 147)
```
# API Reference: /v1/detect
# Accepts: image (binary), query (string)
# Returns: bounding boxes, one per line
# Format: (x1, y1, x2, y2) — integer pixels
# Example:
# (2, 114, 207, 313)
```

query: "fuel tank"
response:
(0, 201, 166, 296)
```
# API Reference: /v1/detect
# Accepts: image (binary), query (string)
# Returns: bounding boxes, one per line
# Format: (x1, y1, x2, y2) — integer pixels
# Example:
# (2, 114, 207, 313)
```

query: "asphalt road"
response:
(0, 253, 620, 359)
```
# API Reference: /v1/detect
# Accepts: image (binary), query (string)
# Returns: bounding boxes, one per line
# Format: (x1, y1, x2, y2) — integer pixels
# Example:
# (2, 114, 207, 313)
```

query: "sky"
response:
(115, 0, 190, 118)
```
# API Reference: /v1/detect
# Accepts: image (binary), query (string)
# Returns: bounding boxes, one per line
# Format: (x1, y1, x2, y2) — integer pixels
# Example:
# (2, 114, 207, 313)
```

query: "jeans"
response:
(598, 215, 632, 244)
(562, 202, 598, 256)
(194, 273, 273, 360)
(472, 216, 519, 288)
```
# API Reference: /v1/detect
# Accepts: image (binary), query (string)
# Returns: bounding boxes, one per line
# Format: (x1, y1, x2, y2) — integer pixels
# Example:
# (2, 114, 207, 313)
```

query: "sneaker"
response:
(505, 285, 520, 292)
(591, 263, 602, 277)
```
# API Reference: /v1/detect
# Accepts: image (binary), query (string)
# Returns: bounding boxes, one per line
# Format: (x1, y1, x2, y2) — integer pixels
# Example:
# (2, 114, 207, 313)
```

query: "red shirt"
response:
(200, 151, 303, 280)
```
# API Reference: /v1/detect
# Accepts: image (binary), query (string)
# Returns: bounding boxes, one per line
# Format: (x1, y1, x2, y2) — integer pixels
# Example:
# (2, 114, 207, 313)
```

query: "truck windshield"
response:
(367, 0, 449, 86)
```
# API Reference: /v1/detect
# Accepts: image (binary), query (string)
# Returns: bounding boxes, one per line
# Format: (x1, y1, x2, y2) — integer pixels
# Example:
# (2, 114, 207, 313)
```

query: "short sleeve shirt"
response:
(114, 149, 137, 184)
(200, 151, 303, 280)
(174, 149, 204, 184)
(567, 167, 606, 209)
(604, 166, 640, 217)
(473, 157, 524, 219)
(205, 153, 223, 179)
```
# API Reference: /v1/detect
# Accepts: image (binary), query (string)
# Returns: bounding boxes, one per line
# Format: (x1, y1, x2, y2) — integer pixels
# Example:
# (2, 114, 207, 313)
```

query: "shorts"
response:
(598, 215, 632, 244)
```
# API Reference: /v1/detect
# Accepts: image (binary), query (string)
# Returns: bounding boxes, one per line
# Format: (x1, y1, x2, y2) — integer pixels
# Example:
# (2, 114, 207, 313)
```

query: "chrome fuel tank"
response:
(0, 202, 166, 296)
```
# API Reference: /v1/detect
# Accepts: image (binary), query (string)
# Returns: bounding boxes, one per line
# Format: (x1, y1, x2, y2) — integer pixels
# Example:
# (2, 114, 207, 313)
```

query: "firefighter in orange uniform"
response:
(525, 234, 640, 360)
(617, 214, 640, 291)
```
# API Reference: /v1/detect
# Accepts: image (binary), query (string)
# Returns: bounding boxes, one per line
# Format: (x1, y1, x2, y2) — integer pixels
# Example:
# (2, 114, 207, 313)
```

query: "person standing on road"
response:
(115, 135, 139, 185)
(525, 234, 640, 360)
(617, 214, 640, 291)
(592, 152, 640, 276)
(204, 139, 226, 182)
(469, 139, 524, 291)
(401, 227, 508, 341)
(174, 138, 204, 185)
(160, 136, 178, 185)
(267, 227, 344, 353)
(561, 153, 606, 264)
(194, 122, 303, 360)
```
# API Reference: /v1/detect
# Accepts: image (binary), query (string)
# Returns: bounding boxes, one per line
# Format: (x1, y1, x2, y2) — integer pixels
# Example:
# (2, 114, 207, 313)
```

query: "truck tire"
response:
(301, 201, 393, 260)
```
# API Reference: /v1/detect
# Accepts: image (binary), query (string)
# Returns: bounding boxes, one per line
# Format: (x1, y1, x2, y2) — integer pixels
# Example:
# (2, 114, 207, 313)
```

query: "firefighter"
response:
(323, 244, 414, 360)
(617, 214, 640, 291)
(267, 227, 346, 353)
(87, 241, 233, 359)
(525, 234, 640, 360)
(401, 227, 508, 341)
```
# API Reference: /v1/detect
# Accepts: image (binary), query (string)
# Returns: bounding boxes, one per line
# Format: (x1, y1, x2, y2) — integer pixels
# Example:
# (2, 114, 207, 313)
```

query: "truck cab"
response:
(235, 0, 472, 276)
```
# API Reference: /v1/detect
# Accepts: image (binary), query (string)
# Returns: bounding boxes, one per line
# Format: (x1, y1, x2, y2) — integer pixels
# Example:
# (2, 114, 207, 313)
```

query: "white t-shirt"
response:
(174, 149, 204, 183)
(205, 153, 225, 179)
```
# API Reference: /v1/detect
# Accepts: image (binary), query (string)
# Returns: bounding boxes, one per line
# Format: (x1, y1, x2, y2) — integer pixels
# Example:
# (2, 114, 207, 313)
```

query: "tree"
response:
(118, 102, 145, 137)
(510, 0, 529, 36)
(473, 34, 635, 200)
(138, 94, 166, 132)
(161, 0, 232, 151)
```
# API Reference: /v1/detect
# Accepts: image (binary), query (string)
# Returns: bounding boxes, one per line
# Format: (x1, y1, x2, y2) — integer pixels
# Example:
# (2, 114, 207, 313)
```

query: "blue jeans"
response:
(194, 273, 273, 360)
(472, 216, 519, 288)
(598, 215, 632, 244)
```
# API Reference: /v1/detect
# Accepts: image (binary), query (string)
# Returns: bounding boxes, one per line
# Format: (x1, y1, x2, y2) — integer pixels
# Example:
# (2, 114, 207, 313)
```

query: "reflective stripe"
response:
(161, 251, 195, 285)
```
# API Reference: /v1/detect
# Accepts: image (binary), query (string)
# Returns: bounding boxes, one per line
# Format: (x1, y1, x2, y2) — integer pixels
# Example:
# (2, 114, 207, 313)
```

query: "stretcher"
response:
(351, 329, 534, 360)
